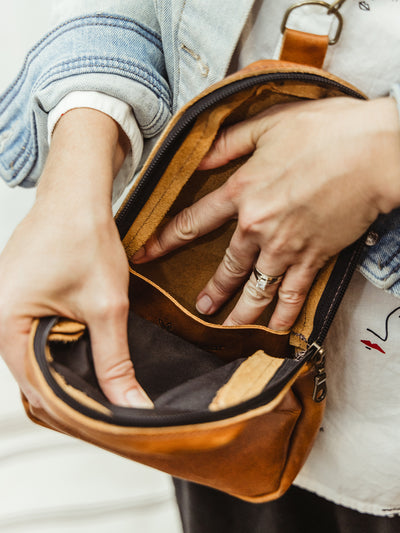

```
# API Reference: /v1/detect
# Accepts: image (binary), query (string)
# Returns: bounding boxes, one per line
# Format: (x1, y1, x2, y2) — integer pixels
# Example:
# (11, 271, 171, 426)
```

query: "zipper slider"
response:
(308, 342, 327, 403)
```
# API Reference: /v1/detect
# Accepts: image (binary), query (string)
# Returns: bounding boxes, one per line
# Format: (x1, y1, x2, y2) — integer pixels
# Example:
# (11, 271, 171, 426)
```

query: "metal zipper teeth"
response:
(307, 236, 367, 352)
(116, 71, 365, 238)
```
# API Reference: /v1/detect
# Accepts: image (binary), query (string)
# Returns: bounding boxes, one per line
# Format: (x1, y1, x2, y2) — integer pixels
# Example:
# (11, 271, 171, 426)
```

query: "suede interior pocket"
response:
(48, 308, 290, 414)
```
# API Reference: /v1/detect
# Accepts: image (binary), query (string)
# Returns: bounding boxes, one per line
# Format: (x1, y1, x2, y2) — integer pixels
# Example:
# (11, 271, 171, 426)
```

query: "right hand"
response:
(0, 109, 152, 408)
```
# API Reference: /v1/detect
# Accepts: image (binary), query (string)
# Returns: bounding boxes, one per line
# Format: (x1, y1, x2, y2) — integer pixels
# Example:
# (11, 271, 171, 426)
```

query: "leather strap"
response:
(279, 29, 329, 69)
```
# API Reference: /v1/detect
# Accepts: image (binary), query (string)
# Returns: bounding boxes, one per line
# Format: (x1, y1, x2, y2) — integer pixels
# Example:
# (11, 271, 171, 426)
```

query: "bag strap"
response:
(279, 29, 329, 68)
(279, 0, 347, 68)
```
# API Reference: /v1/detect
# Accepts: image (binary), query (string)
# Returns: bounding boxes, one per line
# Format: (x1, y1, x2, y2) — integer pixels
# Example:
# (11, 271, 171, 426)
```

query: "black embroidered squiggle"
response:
(366, 306, 400, 342)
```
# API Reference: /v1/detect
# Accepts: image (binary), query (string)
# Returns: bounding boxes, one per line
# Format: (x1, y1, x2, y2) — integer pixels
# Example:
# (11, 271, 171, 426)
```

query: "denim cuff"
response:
(0, 13, 171, 189)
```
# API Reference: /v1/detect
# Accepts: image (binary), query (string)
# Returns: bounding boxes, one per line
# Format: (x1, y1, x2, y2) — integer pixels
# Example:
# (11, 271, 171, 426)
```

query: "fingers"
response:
(197, 106, 285, 171)
(198, 123, 257, 170)
(87, 297, 153, 408)
(195, 241, 318, 331)
(224, 262, 316, 330)
(132, 185, 236, 264)
(223, 251, 287, 327)
(267, 265, 318, 331)
(196, 236, 259, 314)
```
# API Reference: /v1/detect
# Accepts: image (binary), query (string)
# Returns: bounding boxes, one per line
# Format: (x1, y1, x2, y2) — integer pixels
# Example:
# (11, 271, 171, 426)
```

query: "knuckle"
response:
(267, 237, 290, 259)
(225, 170, 249, 203)
(146, 231, 165, 256)
(308, 252, 330, 270)
(278, 287, 306, 306)
(91, 294, 129, 320)
(223, 249, 248, 278)
(237, 201, 269, 236)
(243, 280, 273, 304)
(271, 316, 293, 330)
(174, 208, 199, 241)
(237, 210, 259, 235)
(211, 275, 232, 297)
(99, 359, 135, 385)
(214, 128, 230, 158)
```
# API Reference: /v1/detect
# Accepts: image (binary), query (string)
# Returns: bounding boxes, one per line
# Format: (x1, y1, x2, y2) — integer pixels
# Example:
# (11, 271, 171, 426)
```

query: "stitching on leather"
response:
(319, 248, 359, 335)
(291, 331, 308, 343)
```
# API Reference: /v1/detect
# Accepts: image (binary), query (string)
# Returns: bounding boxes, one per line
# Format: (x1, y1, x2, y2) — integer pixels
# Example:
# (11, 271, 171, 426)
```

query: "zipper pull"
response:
(308, 342, 327, 402)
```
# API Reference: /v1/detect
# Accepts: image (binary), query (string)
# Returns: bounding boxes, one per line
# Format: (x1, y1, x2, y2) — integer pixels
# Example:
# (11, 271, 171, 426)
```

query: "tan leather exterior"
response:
(280, 29, 329, 69)
(24, 325, 323, 501)
(23, 60, 365, 502)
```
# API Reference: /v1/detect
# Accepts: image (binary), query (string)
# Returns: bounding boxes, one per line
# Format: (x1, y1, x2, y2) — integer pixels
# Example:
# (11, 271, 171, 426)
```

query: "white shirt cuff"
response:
(47, 91, 144, 202)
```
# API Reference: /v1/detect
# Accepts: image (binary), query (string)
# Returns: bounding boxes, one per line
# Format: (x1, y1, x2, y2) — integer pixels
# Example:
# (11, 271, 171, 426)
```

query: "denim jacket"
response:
(0, 0, 399, 297)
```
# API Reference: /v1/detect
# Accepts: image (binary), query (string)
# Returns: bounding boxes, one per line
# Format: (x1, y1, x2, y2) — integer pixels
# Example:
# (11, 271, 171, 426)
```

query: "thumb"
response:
(88, 303, 153, 408)
(198, 118, 259, 170)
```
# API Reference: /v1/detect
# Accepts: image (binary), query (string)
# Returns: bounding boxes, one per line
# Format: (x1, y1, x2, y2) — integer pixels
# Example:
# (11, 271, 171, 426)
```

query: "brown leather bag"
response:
(23, 36, 367, 502)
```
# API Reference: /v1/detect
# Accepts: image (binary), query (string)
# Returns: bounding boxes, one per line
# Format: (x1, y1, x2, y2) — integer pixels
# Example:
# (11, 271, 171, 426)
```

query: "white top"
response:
(295, 271, 400, 516)
(47, 0, 400, 516)
(48, 91, 143, 203)
(236, 0, 400, 516)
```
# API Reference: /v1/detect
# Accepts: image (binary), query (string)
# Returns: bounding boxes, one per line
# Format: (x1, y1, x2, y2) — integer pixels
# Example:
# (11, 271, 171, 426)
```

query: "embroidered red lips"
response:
(360, 340, 385, 354)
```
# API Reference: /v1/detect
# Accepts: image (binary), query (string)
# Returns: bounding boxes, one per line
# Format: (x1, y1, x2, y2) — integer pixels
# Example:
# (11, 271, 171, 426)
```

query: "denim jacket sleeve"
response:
(0, 1, 172, 188)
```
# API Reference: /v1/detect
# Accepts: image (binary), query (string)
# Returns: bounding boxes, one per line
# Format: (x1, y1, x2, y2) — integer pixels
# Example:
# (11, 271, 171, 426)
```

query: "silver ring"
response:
(253, 266, 285, 291)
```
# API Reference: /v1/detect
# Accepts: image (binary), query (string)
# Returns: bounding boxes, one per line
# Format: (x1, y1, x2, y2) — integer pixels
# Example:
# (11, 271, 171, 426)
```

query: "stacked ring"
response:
(253, 266, 285, 291)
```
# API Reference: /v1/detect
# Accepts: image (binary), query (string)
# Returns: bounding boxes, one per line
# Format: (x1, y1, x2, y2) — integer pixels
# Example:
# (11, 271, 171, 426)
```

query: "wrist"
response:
(37, 108, 128, 206)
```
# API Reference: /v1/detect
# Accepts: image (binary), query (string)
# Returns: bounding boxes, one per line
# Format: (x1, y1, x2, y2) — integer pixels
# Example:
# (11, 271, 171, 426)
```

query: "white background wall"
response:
(0, 3, 181, 532)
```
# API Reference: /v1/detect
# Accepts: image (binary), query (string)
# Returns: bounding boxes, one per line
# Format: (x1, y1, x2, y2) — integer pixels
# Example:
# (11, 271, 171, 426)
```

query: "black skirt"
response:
(173, 479, 400, 533)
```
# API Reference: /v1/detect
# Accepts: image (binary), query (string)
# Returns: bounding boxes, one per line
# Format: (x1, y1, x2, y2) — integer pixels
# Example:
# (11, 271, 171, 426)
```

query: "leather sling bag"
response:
(22, 23, 367, 502)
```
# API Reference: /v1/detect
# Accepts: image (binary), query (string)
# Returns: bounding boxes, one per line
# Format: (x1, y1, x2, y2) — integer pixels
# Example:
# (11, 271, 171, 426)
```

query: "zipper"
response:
(303, 234, 366, 402)
(116, 71, 365, 239)
(34, 70, 367, 426)
(306, 342, 327, 402)
(313, 349, 327, 402)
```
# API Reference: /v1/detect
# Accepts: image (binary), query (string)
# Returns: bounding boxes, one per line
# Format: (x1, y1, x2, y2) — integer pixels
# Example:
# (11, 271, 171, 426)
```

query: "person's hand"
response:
(133, 97, 400, 330)
(0, 109, 152, 408)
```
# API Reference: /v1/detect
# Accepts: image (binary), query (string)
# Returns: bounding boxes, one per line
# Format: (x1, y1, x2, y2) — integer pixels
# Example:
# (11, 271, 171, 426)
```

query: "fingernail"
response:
(125, 388, 153, 409)
(196, 294, 213, 314)
(132, 246, 146, 263)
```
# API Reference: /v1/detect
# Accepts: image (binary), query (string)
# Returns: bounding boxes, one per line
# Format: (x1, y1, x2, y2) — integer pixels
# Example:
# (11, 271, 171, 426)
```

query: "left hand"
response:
(132, 96, 400, 330)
